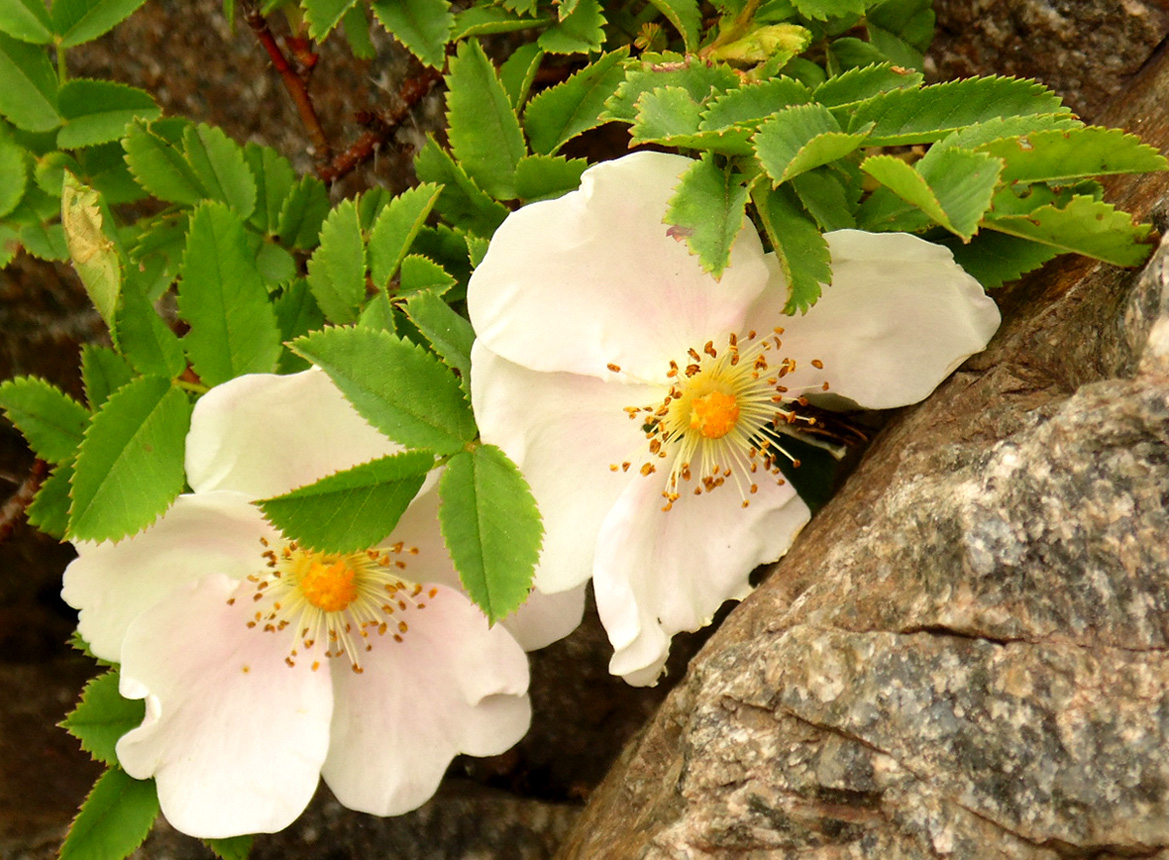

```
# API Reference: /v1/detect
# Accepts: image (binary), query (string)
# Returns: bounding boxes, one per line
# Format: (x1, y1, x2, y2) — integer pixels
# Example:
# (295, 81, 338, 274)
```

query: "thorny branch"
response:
(0, 459, 47, 544)
(239, 0, 444, 185)
(318, 66, 443, 184)
(240, 0, 332, 163)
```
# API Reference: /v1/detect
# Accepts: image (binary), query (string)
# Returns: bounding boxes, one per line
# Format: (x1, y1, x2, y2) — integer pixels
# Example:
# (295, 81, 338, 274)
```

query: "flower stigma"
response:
(229, 538, 436, 673)
(617, 330, 829, 511)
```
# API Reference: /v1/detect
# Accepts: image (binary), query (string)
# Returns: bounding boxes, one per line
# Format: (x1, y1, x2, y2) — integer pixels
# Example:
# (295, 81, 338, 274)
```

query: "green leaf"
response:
(826, 36, 887, 72)
(0, 32, 59, 131)
(604, 54, 740, 122)
(980, 127, 1169, 184)
(255, 240, 297, 287)
(446, 39, 526, 201)
(538, 0, 605, 53)
(934, 115, 1084, 154)
(866, 0, 933, 69)
(524, 47, 628, 155)
(304, 0, 358, 39)
(358, 289, 397, 332)
(340, 2, 374, 58)
(368, 183, 442, 289)
(60, 670, 145, 766)
(34, 150, 77, 199)
(646, 0, 699, 52)
(59, 766, 158, 860)
(792, 0, 864, 20)
(861, 147, 1002, 240)
(243, 142, 296, 234)
(123, 119, 204, 206)
(413, 136, 509, 237)
(205, 835, 254, 860)
(398, 254, 456, 296)
(451, 5, 547, 39)
(845, 76, 1071, 146)
(698, 75, 811, 131)
(752, 181, 829, 312)
(438, 444, 542, 623)
(273, 279, 325, 372)
(665, 154, 748, 279)
(259, 450, 435, 554)
(27, 459, 72, 538)
(854, 184, 932, 232)
(179, 202, 282, 385)
(357, 187, 393, 231)
(19, 221, 68, 260)
(0, 0, 54, 43)
(790, 166, 856, 231)
(370, 0, 453, 68)
(306, 198, 367, 324)
(116, 276, 187, 379)
(51, 0, 148, 47)
(811, 61, 922, 106)
(0, 376, 89, 463)
(276, 174, 331, 250)
(939, 231, 1060, 289)
(81, 344, 134, 409)
(62, 173, 122, 332)
(402, 290, 474, 392)
(499, 42, 543, 111)
(69, 375, 191, 542)
(513, 154, 587, 202)
(0, 131, 28, 218)
(630, 86, 702, 143)
(183, 124, 256, 219)
(754, 103, 872, 185)
(57, 79, 160, 149)
(984, 195, 1157, 267)
(294, 327, 476, 454)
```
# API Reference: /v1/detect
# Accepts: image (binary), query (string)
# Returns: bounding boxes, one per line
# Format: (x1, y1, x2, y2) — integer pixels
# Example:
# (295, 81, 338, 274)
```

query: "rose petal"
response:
(468, 151, 771, 381)
(186, 370, 400, 498)
(594, 474, 811, 685)
(747, 230, 1001, 409)
(116, 574, 333, 838)
(62, 492, 276, 662)
(502, 583, 587, 652)
(321, 585, 530, 816)
(472, 342, 661, 594)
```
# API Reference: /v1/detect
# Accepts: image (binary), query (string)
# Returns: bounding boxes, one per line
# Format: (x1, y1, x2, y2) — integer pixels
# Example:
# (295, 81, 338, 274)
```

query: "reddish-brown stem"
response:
(0, 459, 47, 544)
(317, 66, 444, 185)
(241, 0, 332, 162)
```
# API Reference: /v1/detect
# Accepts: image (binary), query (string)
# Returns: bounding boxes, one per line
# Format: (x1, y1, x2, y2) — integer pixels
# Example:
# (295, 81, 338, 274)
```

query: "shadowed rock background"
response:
(2, 2, 1168, 858)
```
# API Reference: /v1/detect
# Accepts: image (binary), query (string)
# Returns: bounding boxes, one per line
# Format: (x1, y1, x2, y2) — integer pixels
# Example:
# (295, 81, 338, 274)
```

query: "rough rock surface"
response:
(555, 37, 1169, 860)
(928, 0, 1169, 119)
(3, 2, 1169, 859)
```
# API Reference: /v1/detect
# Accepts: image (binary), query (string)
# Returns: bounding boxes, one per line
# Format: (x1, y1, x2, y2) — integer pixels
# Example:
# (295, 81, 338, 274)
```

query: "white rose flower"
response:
(62, 369, 577, 838)
(468, 151, 1001, 686)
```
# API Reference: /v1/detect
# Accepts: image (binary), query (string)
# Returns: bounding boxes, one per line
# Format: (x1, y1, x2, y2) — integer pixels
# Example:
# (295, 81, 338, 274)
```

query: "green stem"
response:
(173, 379, 211, 395)
(56, 40, 68, 85)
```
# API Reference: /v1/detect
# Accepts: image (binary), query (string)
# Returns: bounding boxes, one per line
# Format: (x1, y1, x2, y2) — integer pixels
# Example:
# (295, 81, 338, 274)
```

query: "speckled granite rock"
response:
(555, 39, 1169, 860)
(928, 0, 1169, 120)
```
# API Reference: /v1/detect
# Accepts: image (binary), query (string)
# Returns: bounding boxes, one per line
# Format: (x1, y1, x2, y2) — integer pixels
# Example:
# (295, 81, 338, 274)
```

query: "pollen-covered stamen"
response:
(240, 538, 438, 672)
(623, 331, 829, 511)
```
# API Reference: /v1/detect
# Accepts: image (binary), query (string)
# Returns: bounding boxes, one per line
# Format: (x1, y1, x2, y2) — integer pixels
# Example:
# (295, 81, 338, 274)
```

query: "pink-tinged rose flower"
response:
(468, 151, 1001, 686)
(63, 369, 580, 838)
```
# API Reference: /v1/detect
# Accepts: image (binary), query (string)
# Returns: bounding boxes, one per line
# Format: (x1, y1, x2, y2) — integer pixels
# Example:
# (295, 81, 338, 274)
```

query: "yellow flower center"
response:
(689, 390, 740, 439)
(299, 559, 359, 612)
(232, 539, 436, 673)
(614, 329, 828, 512)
